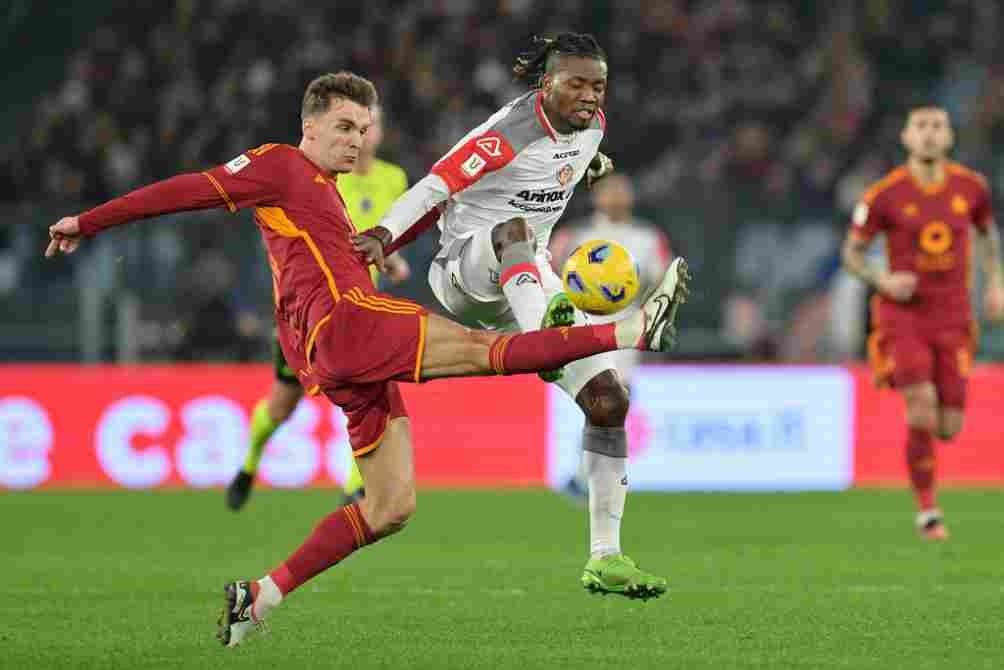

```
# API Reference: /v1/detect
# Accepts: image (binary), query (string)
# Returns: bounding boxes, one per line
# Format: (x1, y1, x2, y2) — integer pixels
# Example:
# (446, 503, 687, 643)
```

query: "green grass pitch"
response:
(3, 489, 1002, 669)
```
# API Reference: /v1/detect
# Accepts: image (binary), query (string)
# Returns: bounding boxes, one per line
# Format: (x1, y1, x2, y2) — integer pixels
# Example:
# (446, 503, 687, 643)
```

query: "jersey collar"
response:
(297, 148, 338, 184)
(535, 91, 560, 143)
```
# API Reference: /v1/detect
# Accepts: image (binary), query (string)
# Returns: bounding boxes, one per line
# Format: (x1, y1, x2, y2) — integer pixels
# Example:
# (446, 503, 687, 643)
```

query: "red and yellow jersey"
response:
(76, 142, 399, 366)
(201, 143, 377, 348)
(849, 162, 994, 331)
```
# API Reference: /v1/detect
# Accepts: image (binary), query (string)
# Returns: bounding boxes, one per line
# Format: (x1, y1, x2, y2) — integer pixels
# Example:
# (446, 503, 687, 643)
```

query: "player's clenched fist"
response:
(878, 271, 918, 302)
(45, 216, 83, 258)
(586, 152, 614, 189)
(351, 225, 392, 273)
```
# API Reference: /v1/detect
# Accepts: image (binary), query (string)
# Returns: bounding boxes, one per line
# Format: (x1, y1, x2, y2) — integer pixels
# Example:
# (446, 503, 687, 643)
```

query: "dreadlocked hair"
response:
(512, 33, 606, 89)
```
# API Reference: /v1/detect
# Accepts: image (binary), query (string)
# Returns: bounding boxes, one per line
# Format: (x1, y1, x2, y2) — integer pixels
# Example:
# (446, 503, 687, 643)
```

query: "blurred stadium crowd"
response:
(2, 0, 1003, 362)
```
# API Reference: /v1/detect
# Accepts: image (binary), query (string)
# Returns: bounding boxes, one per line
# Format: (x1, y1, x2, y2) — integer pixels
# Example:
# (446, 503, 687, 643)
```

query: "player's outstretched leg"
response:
(490, 216, 576, 382)
(419, 256, 692, 381)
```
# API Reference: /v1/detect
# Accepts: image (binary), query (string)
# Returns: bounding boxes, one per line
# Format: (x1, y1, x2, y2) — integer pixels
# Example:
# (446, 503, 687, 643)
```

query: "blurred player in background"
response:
(225, 105, 411, 511)
(357, 33, 689, 599)
(842, 105, 1004, 540)
(549, 174, 672, 497)
(45, 72, 688, 646)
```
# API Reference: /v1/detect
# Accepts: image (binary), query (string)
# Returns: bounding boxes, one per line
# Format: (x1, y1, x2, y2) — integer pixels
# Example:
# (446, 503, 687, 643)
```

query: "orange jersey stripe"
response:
(202, 172, 237, 213)
(249, 143, 279, 156)
(346, 288, 421, 313)
(946, 161, 989, 189)
(256, 206, 341, 303)
(356, 291, 421, 312)
(352, 417, 389, 458)
(344, 291, 420, 315)
(413, 313, 428, 383)
(343, 505, 366, 546)
(344, 296, 418, 316)
(304, 313, 333, 369)
(861, 167, 908, 205)
(491, 334, 514, 375)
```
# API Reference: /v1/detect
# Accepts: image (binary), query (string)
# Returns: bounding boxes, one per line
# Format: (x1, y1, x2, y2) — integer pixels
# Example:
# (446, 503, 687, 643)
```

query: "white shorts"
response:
(429, 225, 620, 398)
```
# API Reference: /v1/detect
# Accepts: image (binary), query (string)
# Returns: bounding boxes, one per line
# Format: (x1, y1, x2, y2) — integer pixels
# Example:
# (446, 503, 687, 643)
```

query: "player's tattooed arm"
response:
(977, 222, 1004, 320)
(841, 234, 916, 302)
(587, 151, 614, 189)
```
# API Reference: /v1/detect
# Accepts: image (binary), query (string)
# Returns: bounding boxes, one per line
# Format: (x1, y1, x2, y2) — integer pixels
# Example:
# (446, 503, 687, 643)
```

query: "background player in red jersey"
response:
(842, 105, 1004, 540)
(44, 72, 688, 646)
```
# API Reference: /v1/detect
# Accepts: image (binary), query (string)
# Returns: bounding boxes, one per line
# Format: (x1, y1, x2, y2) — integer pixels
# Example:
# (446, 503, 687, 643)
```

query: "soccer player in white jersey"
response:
(354, 33, 690, 600)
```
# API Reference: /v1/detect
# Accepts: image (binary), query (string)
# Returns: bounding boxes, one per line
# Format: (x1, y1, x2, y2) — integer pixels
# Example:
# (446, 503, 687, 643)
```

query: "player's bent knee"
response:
(937, 412, 964, 441)
(491, 217, 533, 258)
(578, 372, 630, 427)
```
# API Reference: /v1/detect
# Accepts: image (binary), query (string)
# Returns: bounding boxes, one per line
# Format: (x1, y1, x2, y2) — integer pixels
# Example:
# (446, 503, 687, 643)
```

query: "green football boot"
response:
(581, 554, 669, 600)
(538, 293, 576, 383)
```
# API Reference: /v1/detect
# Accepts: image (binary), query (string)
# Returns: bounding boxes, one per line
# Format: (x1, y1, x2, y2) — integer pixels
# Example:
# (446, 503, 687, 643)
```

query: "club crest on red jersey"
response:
(951, 195, 969, 215)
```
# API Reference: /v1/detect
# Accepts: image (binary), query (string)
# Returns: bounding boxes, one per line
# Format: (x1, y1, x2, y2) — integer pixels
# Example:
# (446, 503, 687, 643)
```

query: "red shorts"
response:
(277, 289, 428, 455)
(868, 325, 976, 408)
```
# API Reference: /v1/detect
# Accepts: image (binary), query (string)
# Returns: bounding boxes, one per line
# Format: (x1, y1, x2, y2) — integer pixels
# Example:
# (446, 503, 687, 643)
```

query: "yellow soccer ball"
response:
(561, 239, 640, 315)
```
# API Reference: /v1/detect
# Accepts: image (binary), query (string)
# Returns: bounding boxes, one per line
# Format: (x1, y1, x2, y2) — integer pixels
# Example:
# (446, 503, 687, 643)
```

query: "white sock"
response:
(499, 244, 548, 331)
(614, 311, 645, 349)
(252, 576, 283, 621)
(584, 450, 627, 558)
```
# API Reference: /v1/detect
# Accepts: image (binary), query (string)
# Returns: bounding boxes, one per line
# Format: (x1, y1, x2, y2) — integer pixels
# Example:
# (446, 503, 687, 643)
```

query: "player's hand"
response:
(984, 276, 1004, 322)
(384, 253, 411, 284)
(587, 152, 614, 189)
(352, 226, 392, 273)
(877, 271, 918, 302)
(45, 216, 83, 258)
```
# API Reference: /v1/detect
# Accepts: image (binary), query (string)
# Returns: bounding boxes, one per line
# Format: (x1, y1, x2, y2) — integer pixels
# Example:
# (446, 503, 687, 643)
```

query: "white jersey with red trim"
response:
(379, 91, 605, 254)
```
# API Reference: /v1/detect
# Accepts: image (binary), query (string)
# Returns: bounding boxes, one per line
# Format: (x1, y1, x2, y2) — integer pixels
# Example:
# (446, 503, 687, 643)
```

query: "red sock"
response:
(269, 503, 375, 595)
(488, 323, 618, 375)
(906, 427, 937, 511)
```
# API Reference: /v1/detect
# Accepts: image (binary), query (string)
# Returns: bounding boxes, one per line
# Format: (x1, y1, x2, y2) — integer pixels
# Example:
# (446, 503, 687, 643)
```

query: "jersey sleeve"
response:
(201, 143, 289, 212)
(971, 174, 995, 233)
(429, 130, 517, 194)
(848, 186, 888, 242)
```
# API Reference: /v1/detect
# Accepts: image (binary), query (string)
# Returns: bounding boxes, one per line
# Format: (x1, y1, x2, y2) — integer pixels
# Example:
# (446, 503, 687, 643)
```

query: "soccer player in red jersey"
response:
(842, 105, 1004, 540)
(44, 72, 689, 646)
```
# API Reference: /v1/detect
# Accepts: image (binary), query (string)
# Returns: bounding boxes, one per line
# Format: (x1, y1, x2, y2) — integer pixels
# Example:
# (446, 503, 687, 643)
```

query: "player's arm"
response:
(973, 185, 1004, 321)
(586, 151, 614, 189)
(45, 147, 285, 257)
(841, 194, 915, 302)
(353, 131, 517, 267)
